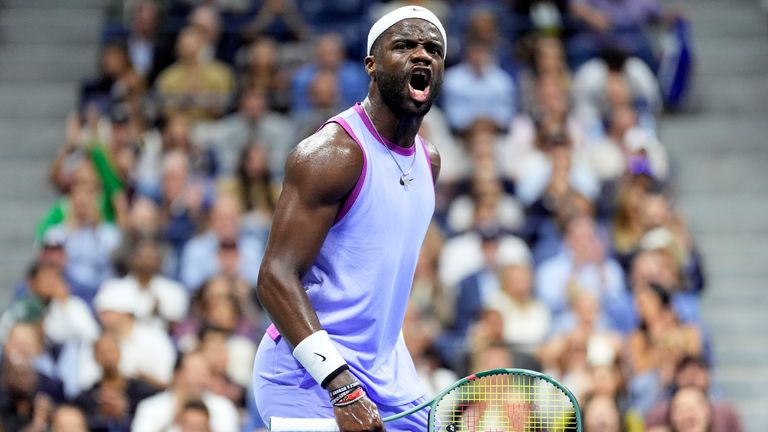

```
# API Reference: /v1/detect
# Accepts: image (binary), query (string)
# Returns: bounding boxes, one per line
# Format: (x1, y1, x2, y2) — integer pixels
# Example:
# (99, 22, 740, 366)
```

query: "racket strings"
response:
(431, 373, 578, 431)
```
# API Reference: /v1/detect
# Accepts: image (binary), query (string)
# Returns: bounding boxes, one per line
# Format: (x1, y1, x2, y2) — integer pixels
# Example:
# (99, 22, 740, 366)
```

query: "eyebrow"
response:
(389, 35, 444, 48)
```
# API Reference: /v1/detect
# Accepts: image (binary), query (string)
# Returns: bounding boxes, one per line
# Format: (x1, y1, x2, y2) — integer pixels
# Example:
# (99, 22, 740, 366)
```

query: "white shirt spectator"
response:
(43, 297, 100, 344)
(515, 150, 600, 206)
(98, 275, 189, 329)
(488, 291, 551, 352)
(572, 56, 662, 118)
(132, 391, 239, 432)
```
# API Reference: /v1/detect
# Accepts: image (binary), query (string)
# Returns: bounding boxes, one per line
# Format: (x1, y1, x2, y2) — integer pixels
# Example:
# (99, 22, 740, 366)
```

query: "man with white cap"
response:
(253, 5, 446, 431)
(85, 286, 177, 390)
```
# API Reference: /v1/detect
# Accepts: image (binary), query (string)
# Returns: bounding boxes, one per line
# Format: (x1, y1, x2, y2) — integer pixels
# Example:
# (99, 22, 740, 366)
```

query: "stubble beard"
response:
(375, 68, 441, 119)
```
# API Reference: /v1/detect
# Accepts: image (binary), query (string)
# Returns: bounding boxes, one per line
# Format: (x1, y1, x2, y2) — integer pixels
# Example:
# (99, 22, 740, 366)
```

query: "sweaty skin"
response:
(256, 18, 443, 432)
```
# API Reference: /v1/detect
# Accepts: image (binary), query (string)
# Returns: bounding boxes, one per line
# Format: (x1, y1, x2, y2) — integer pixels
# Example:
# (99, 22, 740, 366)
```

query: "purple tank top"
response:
(272, 103, 435, 405)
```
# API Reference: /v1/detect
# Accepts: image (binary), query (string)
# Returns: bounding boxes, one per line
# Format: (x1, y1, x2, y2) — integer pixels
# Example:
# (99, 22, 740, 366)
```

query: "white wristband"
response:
(292, 330, 347, 388)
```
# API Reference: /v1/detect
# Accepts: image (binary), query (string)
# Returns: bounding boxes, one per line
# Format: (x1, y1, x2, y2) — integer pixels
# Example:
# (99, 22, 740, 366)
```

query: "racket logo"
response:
(313, 352, 327, 362)
(445, 424, 456, 432)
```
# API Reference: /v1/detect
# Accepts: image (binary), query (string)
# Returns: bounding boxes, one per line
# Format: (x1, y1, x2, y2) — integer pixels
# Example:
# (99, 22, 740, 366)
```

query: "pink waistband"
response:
(266, 323, 281, 341)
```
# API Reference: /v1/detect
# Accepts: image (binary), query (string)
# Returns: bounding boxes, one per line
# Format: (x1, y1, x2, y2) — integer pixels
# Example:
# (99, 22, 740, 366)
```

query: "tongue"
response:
(409, 84, 430, 103)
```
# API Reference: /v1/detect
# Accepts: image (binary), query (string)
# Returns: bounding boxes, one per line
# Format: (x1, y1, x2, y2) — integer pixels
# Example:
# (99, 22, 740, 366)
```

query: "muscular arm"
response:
(256, 124, 362, 346)
(423, 138, 441, 186)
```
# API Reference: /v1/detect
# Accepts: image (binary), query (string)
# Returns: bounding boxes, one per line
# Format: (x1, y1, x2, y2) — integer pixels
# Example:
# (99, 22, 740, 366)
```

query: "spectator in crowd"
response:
(199, 88, 294, 177)
(646, 356, 743, 432)
(79, 42, 146, 120)
(486, 238, 551, 353)
(239, 37, 293, 113)
(611, 177, 654, 264)
(293, 69, 342, 141)
(74, 334, 158, 431)
(627, 281, 702, 415)
(218, 142, 280, 229)
(188, 5, 222, 62)
(535, 214, 635, 332)
(646, 386, 723, 432)
(402, 303, 457, 396)
(156, 25, 235, 123)
(290, 33, 368, 114)
(572, 44, 662, 122)
(457, 7, 518, 74)
(241, 0, 309, 43)
(0, 354, 61, 431)
(153, 150, 213, 275)
(1, 322, 66, 400)
(196, 326, 249, 406)
(179, 194, 265, 290)
(44, 109, 133, 239)
(586, 105, 669, 186)
(444, 130, 523, 234)
(175, 275, 265, 351)
(442, 38, 517, 135)
(0, 262, 99, 345)
(582, 394, 623, 432)
(84, 286, 177, 390)
(120, 0, 169, 84)
(50, 404, 89, 432)
(43, 178, 122, 301)
(132, 352, 239, 432)
(568, 0, 662, 69)
(137, 113, 218, 197)
(504, 75, 588, 180)
(97, 233, 188, 330)
(171, 399, 212, 432)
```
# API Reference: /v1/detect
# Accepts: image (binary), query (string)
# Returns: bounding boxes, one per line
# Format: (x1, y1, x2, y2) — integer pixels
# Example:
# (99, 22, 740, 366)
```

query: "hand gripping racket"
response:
(270, 368, 582, 431)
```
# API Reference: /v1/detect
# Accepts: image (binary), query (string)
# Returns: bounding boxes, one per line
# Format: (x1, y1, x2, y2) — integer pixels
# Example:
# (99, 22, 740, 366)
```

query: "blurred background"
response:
(0, 0, 766, 431)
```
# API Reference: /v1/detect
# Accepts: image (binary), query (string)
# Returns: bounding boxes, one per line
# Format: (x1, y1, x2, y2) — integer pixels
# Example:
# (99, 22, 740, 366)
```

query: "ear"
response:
(364, 56, 376, 79)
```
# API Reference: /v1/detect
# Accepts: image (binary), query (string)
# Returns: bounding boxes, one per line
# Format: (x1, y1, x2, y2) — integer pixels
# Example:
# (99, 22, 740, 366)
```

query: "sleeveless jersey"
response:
(265, 103, 435, 405)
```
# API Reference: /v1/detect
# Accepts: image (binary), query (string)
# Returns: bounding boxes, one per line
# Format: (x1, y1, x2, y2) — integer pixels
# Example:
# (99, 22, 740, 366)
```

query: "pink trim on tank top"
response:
(353, 103, 415, 156)
(266, 323, 280, 341)
(318, 117, 368, 224)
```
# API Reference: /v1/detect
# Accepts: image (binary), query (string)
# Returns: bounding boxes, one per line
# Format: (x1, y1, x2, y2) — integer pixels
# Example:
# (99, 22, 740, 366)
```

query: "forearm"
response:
(256, 261, 323, 345)
(257, 262, 358, 390)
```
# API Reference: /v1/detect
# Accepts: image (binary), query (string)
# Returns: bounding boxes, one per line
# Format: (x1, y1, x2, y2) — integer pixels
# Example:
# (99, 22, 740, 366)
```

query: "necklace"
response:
(362, 105, 416, 189)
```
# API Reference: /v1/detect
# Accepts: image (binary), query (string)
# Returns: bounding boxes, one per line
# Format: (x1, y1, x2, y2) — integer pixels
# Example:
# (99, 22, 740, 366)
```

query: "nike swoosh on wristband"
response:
(314, 352, 327, 362)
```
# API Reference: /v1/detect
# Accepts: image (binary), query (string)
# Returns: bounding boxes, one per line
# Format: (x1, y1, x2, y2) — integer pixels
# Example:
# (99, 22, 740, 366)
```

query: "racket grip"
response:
(270, 417, 339, 431)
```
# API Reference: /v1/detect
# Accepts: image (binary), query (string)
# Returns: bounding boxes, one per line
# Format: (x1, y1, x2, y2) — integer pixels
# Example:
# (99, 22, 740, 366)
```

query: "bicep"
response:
(424, 138, 442, 185)
(261, 131, 362, 276)
(264, 183, 341, 276)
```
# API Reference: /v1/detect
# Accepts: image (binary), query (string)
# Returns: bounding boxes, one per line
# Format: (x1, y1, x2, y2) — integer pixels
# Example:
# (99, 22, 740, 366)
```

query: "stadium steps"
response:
(0, 0, 108, 307)
(660, 0, 768, 430)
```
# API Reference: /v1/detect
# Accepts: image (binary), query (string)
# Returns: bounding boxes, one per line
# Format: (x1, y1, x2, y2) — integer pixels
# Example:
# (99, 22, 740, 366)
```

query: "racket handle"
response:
(270, 417, 339, 431)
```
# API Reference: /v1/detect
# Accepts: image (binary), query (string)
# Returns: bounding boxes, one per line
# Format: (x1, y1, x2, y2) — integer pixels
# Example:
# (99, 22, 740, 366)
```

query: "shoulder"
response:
(284, 122, 363, 204)
(420, 136, 441, 181)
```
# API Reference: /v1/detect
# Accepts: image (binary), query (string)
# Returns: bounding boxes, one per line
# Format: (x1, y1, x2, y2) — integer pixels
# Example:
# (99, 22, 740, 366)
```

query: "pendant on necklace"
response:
(399, 174, 414, 189)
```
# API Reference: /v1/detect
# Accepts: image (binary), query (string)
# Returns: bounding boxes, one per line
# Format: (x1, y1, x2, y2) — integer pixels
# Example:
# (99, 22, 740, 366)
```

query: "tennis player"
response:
(253, 6, 446, 432)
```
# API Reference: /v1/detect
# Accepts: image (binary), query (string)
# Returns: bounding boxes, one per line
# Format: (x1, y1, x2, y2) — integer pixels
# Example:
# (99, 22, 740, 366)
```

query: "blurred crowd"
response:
(0, 0, 742, 431)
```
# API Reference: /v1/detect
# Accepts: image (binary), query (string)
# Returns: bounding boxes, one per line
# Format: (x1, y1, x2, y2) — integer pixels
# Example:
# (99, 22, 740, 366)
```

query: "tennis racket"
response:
(270, 368, 582, 431)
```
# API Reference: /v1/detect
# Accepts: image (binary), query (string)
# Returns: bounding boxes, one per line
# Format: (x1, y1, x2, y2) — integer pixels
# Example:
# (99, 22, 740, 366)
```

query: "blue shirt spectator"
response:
(442, 39, 516, 133)
(290, 33, 368, 114)
(179, 195, 265, 291)
(535, 215, 636, 333)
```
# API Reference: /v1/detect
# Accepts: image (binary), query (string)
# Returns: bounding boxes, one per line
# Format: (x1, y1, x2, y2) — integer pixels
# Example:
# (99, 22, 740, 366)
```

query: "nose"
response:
(410, 44, 432, 64)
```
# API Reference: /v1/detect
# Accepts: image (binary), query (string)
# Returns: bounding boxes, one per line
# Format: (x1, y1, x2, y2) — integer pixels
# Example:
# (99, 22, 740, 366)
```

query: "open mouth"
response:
(408, 68, 431, 103)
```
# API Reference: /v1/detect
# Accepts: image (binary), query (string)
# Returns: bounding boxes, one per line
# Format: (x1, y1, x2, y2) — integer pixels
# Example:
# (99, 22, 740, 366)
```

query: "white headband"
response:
(367, 6, 447, 59)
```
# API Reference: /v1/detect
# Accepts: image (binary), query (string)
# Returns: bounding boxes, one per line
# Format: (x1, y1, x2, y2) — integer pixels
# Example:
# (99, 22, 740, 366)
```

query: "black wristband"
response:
(329, 381, 362, 398)
(320, 364, 349, 389)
